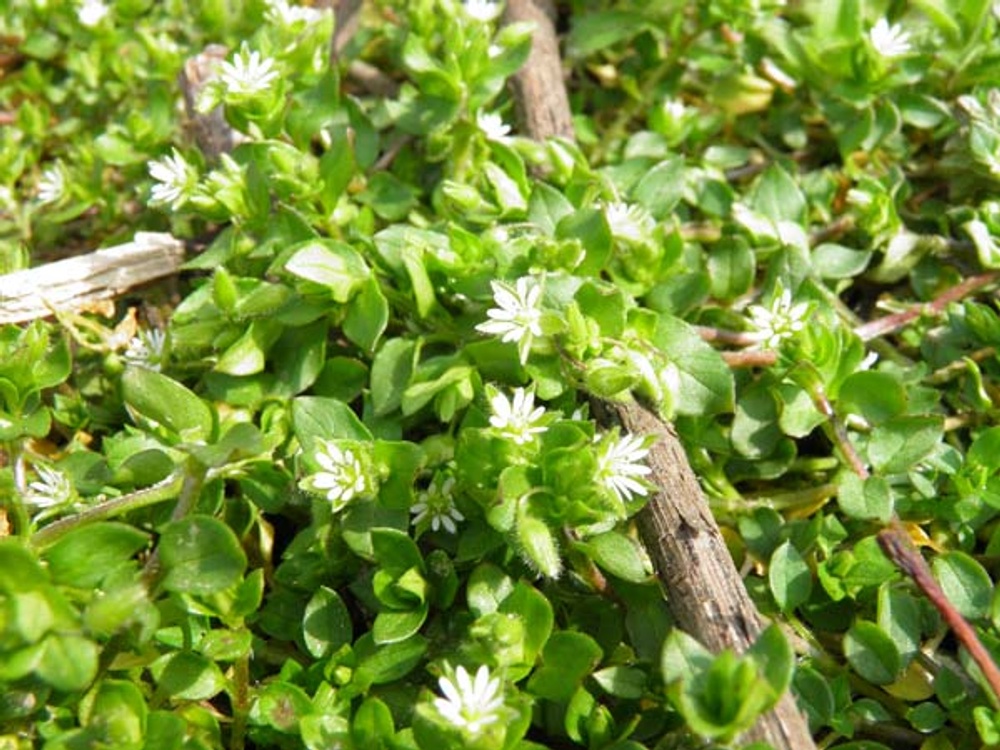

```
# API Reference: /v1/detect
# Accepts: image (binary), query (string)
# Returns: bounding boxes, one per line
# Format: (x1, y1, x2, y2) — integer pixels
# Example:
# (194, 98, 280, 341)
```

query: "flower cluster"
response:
(869, 18, 911, 59)
(23, 465, 74, 510)
(300, 440, 372, 511)
(123, 328, 167, 372)
(488, 387, 547, 444)
(219, 44, 279, 97)
(148, 150, 197, 211)
(596, 432, 653, 504)
(746, 285, 810, 350)
(604, 201, 654, 243)
(476, 276, 542, 364)
(434, 665, 505, 736)
(412, 473, 464, 534)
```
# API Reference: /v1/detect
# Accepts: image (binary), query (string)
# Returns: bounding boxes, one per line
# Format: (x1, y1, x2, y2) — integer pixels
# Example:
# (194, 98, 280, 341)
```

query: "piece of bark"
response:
(503, 0, 575, 141)
(0, 232, 185, 324)
(179, 44, 240, 160)
(499, 3, 817, 746)
(593, 400, 817, 749)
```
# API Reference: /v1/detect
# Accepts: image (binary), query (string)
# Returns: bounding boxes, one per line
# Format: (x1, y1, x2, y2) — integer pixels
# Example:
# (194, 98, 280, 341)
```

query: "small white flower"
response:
(78, 0, 109, 26)
(662, 99, 687, 120)
(148, 150, 196, 210)
(869, 18, 911, 59)
(434, 665, 505, 736)
(463, 0, 503, 22)
(477, 111, 511, 142)
(604, 201, 654, 243)
(488, 43, 504, 58)
(123, 328, 167, 371)
(265, 0, 327, 26)
(37, 165, 65, 205)
(412, 475, 464, 533)
(23, 466, 74, 509)
(302, 440, 370, 510)
(219, 44, 279, 97)
(489, 387, 547, 444)
(476, 277, 543, 365)
(596, 432, 652, 503)
(746, 285, 811, 349)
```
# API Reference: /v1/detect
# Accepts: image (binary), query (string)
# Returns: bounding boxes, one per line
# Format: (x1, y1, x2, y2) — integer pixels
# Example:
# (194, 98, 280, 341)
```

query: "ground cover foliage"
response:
(5, 0, 1000, 748)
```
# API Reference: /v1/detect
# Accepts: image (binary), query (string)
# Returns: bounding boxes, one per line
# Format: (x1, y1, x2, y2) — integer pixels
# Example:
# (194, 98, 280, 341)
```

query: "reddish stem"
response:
(856, 272, 1000, 342)
(878, 525, 1000, 705)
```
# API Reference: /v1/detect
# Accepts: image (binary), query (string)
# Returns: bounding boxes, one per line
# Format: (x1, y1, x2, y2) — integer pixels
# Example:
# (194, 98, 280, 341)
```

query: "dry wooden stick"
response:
(0, 232, 185, 325)
(500, 5, 818, 747)
(593, 401, 818, 749)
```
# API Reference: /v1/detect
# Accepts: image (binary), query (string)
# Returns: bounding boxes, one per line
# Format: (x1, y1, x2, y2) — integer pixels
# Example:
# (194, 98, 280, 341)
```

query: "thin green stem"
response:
(31, 470, 184, 549)
(230, 650, 250, 750)
(7, 445, 30, 538)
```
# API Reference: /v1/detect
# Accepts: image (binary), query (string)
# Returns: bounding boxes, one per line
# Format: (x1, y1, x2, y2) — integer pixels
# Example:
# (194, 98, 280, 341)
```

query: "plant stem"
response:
(30, 470, 184, 549)
(230, 650, 250, 750)
(878, 524, 1000, 706)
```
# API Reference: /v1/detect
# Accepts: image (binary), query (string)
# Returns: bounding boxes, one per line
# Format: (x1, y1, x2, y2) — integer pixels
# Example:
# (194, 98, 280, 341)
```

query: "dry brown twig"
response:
(500, 2, 818, 747)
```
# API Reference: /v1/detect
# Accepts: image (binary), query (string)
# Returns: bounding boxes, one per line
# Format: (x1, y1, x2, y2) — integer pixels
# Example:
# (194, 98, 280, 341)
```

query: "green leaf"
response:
(36, 633, 98, 691)
(371, 338, 417, 417)
(303, 586, 353, 659)
(516, 505, 562, 578)
(578, 530, 650, 582)
(373, 604, 428, 644)
(877, 586, 921, 665)
(591, 666, 646, 699)
(250, 681, 313, 732)
(708, 238, 754, 300)
(768, 541, 812, 613)
(285, 239, 370, 302)
(121, 367, 213, 442)
(732, 383, 782, 458)
(371, 527, 424, 575)
(868, 417, 943, 474)
(466, 563, 514, 616)
(932, 551, 993, 620)
(81, 679, 147, 745)
(292, 396, 372, 454)
(527, 631, 603, 701)
(633, 155, 685, 219)
(844, 622, 901, 685)
(567, 11, 651, 57)
(749, 164, 805, 223)
(352, 697, 395, 750)
(344, 276, 389, 352)
(653, 313, 734, 415)
(43, 523, 149, 589)
(353, 633, 428, 687)
(747, 624, 794, 698)
(159, 515, 247, 595)
(812, 243, 872, 279)
(838, 371, 907, 425)
(837, 474, 894, 522)
(499, 581, 554, 664)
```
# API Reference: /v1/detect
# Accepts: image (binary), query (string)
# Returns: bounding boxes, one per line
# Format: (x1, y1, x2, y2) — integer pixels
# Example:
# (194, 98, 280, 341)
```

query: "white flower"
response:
(476, 277, 542, 365)
(412, 475, 464, 534)
(37, 165, 65, 205)
(488, 43, 504, 58)
(434, 665, 505, 736)
(219, 44, 279, 97)
(463, 0, 502, 22)
(265, 0, 327, 26)
(301, 440, 370, 510)
(662, 99, 687, 120)
(477, 111, 511, 142)
(78, 0, 109, 27)
(148, 150, 196, 210)
(489, 387, 547, 444)
(123, 328, 167, 371)
(23, 466, 74, 509)
(869, 18, 911, 59)
(604, 201, 654, 243)
(746, 285, 811, 349)
(596, 432, 652, 503)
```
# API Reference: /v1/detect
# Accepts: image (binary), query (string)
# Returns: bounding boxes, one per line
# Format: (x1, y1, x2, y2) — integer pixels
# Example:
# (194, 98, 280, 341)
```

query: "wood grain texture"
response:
(497, 3, 817, 745)
(594, 400, 817, 749)
(0, 233, 185, 324)
(502, 0, 575, 141)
